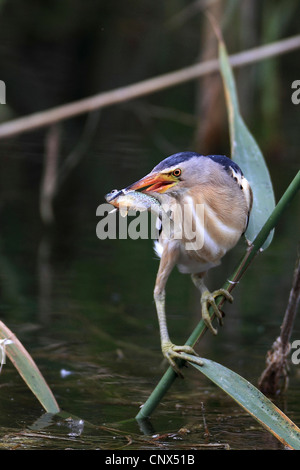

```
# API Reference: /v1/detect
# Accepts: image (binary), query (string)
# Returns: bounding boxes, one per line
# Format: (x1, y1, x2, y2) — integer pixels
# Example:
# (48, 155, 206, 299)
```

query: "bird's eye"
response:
(172, 168, 181, 177)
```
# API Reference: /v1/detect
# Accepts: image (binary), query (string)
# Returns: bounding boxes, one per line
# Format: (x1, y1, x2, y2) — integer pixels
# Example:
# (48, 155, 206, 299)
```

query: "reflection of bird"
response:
(126, 152, 253, 375)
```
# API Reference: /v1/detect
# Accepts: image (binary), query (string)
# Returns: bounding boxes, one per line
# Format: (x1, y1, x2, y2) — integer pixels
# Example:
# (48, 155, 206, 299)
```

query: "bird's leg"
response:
(154, 288, 203, 376)
(154, 247, 203, 376)
(191, 273, 233, 335)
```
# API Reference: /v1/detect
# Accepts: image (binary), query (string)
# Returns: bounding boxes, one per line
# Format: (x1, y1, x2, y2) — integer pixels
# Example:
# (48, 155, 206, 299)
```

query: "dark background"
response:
(0, 0, 299, 450)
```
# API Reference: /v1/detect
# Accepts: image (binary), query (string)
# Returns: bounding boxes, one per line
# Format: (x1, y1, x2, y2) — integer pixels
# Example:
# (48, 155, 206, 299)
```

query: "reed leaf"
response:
(219, 41, 276, 249)
(0, 320, 60, 414)
(189, 356, 300, 450)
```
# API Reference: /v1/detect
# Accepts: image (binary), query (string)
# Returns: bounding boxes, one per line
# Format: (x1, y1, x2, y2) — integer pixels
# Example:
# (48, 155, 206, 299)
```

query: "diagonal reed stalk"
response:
(0, 36, 299, 139)
(136, 170, 300, 420)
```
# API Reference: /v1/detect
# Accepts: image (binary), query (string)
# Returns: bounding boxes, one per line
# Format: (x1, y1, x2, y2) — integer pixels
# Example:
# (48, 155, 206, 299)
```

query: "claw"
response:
(162, 341, 204, 377)
(201, 288, 233, 335)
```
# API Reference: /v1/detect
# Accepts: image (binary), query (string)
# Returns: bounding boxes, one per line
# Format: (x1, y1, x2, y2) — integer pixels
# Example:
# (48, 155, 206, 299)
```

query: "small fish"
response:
(105, 189, 161, 217)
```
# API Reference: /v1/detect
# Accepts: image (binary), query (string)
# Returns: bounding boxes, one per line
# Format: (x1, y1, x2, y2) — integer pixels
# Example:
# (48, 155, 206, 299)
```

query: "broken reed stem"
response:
(136, 170, 300, 420)
(280, 250, 300, 349)
(0, 35, 300, 139)
(258, 248, 300, 395)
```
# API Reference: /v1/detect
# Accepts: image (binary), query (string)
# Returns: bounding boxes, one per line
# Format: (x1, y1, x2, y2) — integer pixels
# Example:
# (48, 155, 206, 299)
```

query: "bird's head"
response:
(125, 152, 204, 199)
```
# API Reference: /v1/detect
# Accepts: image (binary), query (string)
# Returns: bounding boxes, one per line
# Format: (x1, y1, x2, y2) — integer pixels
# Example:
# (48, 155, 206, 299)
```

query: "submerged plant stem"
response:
(136, 170, 300, 420)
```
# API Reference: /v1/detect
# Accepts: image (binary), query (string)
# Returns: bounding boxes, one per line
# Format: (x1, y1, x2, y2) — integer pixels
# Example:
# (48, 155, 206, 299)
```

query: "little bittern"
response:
(117, 152, 252, 375)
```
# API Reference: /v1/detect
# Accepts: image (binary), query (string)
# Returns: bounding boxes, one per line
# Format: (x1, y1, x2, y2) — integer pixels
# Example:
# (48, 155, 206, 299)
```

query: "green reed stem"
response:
(136, 170, 300, 421)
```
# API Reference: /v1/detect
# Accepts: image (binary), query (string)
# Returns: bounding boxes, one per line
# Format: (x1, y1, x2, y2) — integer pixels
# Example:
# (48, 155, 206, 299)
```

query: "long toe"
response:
(201, 287, 234, 332)
(213, 288, 233, 303)
(172, 345, 199, 356)
(162, 342, 204, 376)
